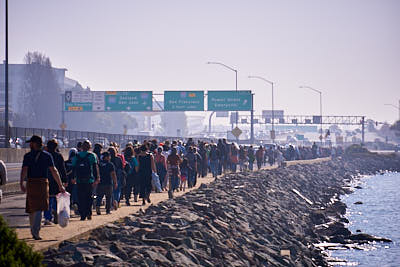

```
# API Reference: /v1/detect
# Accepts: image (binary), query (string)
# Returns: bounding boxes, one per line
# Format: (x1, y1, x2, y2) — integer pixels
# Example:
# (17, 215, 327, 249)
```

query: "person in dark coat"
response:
(137, 144, 156, 206)
(44, 139, 67, 225)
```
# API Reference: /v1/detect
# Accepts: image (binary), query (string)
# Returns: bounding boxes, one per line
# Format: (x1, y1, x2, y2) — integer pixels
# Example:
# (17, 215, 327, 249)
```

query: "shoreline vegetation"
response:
(41, 148, 400, 266)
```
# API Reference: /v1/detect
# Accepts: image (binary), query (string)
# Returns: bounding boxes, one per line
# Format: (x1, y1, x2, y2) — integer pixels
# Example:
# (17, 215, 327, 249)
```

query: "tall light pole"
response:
(385, 102, 400, 121)
(300, 86, 323, 144)
(207, 61, 239, 131)
(4, 0, 9, 148)
(248, 75, 275, 144)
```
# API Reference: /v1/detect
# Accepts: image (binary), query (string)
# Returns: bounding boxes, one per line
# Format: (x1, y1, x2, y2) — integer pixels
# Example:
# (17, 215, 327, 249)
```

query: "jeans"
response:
(44, 196, 57, 221)
(77, 183, 93, 219)
(29, 211, 42, 238)
(96, 184, 113, 212)
(210, 160, 219, 178)
(249, 161, 254, 171)
(171, 174, 180, 191)
(112, 179, 122, 203)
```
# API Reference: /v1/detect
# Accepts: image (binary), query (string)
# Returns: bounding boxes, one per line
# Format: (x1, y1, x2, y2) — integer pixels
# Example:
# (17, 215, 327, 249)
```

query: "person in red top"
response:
(167, 147, 181, 198)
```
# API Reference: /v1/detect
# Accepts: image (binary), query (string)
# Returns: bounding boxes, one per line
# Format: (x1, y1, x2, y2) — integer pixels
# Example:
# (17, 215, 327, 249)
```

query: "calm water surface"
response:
(330, 172, 400, 266)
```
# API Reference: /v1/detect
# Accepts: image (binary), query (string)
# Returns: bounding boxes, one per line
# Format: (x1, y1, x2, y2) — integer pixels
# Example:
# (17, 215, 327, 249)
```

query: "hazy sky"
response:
(1, 0, 399, 123)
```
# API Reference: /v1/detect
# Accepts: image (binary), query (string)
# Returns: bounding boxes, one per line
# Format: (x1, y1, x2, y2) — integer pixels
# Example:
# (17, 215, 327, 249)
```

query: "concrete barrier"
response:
(0, 148, 70, 163)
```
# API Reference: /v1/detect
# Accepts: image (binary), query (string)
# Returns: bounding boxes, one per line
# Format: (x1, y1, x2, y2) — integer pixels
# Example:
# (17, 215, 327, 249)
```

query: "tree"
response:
(0, 215, 44, 266)
(20, 51, 61, 128)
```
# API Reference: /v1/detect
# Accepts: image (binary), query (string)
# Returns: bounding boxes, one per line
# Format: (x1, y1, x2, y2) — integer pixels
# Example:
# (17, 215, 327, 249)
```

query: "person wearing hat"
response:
(20, 135, 65, 240)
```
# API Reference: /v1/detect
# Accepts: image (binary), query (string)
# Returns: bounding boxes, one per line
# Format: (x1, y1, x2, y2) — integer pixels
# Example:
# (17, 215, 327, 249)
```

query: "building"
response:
(0, 62, 67, 121)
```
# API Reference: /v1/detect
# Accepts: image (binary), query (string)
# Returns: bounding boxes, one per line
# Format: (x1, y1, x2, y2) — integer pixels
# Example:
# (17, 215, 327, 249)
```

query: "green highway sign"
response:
(64, 91, 98, 111)
(207, 90, 252, 111)
(164, 91, 204, 111)
(105, 91, 152, 111)
(64, 91, 153, 111)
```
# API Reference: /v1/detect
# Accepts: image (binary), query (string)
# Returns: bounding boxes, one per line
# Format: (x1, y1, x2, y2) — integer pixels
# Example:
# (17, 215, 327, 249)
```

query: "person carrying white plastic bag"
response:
(57, 192, 71, 228)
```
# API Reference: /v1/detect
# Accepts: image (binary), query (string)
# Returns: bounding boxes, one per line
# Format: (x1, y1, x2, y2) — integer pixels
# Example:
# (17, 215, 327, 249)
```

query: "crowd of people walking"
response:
(21, 134, 338, 240)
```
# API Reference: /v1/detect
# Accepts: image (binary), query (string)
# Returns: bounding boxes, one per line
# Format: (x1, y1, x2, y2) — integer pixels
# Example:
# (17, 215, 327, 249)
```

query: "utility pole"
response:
(250, 93, 254, 144)
(361, 116, 365, 145)
(4, 0, 9, 148)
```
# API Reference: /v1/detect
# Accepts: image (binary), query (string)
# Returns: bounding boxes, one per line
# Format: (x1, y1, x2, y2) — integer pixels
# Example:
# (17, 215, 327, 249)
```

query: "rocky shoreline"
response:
(43, 153, 400, 266)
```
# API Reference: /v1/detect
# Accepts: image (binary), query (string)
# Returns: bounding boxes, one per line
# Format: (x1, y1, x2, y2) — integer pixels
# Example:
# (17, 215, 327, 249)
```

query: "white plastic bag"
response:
(57, 192, 71, 228)
(152, 172, 162, 193)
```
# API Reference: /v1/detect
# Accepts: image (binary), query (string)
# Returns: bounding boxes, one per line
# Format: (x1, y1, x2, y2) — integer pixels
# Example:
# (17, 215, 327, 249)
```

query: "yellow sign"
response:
(231, 127, 243, 138)
(60, 123, 67, 130)
(68, 106, 83, 111)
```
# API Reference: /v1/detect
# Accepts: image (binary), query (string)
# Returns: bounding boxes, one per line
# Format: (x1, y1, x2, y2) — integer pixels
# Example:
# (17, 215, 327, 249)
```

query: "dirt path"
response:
(12, 157, 330, 252)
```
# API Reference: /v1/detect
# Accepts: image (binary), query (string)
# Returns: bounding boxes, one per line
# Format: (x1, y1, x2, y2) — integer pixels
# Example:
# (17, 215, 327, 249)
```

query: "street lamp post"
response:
(385, 101, 400, 121)
(4, 0, 9, 148)
(248, 76, 275, 144)
(300, 86, 323, 145)
(207, 61, 239, 131)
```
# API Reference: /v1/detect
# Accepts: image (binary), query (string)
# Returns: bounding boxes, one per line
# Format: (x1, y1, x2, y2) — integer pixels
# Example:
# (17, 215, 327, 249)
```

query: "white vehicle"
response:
(0, 160, 6, 204)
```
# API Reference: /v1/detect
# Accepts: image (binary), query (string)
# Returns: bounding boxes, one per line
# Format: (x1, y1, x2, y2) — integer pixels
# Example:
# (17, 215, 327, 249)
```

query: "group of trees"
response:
(18, 51, 61, 128)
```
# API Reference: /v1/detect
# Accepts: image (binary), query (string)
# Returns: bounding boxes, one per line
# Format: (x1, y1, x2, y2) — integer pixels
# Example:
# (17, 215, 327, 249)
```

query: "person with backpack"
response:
(124, 146, 139, 205)
(72, 140, 100, 221)
(96, 152, 118, 215)
(44, 139, 68, 225)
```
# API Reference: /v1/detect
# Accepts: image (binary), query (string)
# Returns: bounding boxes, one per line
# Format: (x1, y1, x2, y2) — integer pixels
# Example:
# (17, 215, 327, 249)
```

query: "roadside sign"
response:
(262, 110, 284, 119)
(65, 91, 152, 112)
(60, 123, 67, 130)
(232, 127, 243, 138)
(105, 91, 152, 111)
(313, 116, 322, 124)
(164, 91, 204, 111)
(64, 91, 94, 111)
(208, 90, 252, 111)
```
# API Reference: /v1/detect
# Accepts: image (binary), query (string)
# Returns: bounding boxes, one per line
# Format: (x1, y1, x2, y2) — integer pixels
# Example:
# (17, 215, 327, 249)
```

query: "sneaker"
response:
(106, 210, 111, 215)
(96, 206, 101, 215)
(44, 219, 52, 226)
(113, 200, 118, 211)
(53, 211, 58, 224)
